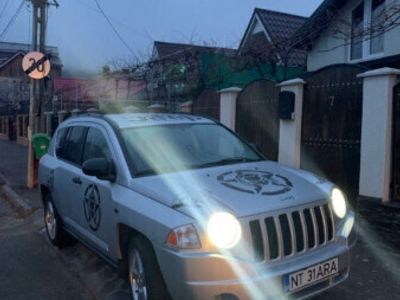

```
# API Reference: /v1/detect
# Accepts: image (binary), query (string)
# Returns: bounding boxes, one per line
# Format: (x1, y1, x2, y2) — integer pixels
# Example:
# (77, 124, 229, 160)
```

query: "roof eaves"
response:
(237, 9, 259, 53)
(254, 7, 308, 20)
(291, 0, 346, 49)
(0, 51, 25, 69)
(253, 8, 308, 49)
(151, 41, 236, 62)
(256, 11, 276, 44)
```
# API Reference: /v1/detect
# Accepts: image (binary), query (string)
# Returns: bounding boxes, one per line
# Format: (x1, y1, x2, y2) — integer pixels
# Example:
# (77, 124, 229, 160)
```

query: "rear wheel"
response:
(44, 194, 69, 247)
(127, 236, 170, 300)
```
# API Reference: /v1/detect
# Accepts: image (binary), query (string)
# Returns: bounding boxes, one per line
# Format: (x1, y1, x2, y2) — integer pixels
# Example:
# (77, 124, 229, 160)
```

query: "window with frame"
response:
(351, 2, 364, 60)
(59, 126, 87, 166)
(350, 0, 385, 60)
(370, 0, 385, 54)
(82, 127, 112, 163)
(55, 127, 69, 159)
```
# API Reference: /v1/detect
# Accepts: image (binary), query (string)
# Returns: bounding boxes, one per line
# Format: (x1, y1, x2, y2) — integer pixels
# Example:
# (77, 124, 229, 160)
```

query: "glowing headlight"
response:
(207, 212, 242, 249)
(331, 188, 347, 219)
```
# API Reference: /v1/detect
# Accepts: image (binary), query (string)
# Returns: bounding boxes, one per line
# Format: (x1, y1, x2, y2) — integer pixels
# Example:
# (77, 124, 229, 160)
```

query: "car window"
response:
(82, 127, 112, 163)
(121, 123, 262, 176)
(55, 127, 69, 158)
(60, 126, 87, 165)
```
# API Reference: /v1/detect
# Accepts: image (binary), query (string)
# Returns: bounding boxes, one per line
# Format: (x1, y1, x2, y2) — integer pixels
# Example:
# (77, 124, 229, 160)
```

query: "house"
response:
(238, 8, 308, 68)
(52, 77, 147, 112)
(145, 41, 237, 111)
(151, 41, 237, 60)
(0, 41, 62, 78)
(0, 42, 63, 142)
(293, 0, 400, 71)
(0, 42, 62, 115)
(285, 0, 400, 207)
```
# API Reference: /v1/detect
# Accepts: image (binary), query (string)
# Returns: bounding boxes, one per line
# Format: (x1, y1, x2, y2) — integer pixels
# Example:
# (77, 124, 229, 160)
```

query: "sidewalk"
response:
(0, 192, 96, 300)
(0, 139, 41, 210)
(0, 139, 129, 300)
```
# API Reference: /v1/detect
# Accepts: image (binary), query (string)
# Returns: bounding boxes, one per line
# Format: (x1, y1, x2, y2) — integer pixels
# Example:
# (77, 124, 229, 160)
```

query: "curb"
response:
(0, 175, 34, 218)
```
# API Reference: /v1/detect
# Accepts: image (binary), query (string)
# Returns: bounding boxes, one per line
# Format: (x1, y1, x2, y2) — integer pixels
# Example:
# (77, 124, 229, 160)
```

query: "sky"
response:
(3, 0, 323, 76)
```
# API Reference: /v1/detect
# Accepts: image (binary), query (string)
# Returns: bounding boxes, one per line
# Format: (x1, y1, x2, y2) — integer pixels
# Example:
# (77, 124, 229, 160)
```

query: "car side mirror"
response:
(82, 158, 116, 182)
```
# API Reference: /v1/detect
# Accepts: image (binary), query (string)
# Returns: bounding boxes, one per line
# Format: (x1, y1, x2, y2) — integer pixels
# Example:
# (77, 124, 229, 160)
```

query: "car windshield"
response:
(121, 123, 263, 176)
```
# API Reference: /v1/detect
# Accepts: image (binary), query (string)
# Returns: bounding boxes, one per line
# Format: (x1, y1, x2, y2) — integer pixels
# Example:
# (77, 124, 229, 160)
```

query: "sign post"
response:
(26, 0, 49, 189)
(23, 50, 51, 188)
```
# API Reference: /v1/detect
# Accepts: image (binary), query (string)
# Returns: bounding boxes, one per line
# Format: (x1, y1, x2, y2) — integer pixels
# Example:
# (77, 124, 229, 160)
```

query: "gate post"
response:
(219, 87, 241, 130)
(179, 101, 192, 113)
(277, 78, 305, 168)
(45, 112, 52, 135)
(358, 68, 400, 202)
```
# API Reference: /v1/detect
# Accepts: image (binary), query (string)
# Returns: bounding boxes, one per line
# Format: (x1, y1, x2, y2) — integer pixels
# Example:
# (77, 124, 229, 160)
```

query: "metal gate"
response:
(236, 80, 280, 160)
(392, 83, 400, 200)
(301, 65, 366, 201)
(192, 90, 220, 120)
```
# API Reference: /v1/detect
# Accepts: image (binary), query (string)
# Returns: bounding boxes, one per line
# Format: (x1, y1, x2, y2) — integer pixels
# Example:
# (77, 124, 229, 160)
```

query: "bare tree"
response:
(315, 1, 400, 52)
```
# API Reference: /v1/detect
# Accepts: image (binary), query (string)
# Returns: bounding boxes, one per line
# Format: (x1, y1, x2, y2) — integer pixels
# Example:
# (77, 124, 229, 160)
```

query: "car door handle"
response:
(72, 177, 82, 185)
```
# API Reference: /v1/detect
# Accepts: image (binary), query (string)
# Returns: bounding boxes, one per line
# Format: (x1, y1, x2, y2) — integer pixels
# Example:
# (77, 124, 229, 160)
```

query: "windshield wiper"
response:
(192, 157, 261, 169)
(134, 169, 157, 177)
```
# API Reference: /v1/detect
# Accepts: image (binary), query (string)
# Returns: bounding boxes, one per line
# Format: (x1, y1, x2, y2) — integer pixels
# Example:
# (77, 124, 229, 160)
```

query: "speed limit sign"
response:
(22, 51, 51, 79)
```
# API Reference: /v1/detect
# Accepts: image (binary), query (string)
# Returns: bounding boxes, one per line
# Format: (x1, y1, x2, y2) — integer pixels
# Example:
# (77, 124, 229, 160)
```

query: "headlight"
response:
(207, 212, 242, 249)
(331, 188, 347, 219)
(166, 224, 201, 249)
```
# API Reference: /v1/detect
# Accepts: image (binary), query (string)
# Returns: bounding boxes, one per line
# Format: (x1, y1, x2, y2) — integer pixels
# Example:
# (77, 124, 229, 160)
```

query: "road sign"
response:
(22, 51, 51, 79)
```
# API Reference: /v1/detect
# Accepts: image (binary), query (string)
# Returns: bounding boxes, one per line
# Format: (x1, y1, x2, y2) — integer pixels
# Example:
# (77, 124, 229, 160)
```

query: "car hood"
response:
(129, 161, 334, 219)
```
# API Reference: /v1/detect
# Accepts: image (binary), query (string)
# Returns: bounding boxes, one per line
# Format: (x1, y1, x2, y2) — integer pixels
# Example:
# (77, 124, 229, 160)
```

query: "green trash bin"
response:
(32, 133, 51, 159)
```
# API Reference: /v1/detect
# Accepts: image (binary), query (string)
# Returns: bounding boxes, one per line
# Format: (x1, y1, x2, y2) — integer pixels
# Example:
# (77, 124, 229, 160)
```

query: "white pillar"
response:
(45, 112, 52, 135)
(358, 68, 400, 202)
(179, 101, 192, 113)
(277, 78, 305, 168)
(219, 87, 241, 130)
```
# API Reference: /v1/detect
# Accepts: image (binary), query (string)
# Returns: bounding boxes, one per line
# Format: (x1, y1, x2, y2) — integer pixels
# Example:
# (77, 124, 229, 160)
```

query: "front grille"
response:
(250, 203, 335, 262)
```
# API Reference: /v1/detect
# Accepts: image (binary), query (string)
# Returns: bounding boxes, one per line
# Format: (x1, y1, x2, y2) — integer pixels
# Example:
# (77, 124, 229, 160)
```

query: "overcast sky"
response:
(4, 0, 322, 76)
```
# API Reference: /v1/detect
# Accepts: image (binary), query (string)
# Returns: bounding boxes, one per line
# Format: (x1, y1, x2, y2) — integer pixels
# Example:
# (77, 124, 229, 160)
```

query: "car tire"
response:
(44, 194, 70, 247)
(127, 236, 170, 300)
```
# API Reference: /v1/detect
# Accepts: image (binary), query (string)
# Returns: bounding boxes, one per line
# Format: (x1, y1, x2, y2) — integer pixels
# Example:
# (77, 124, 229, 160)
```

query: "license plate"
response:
(285, 258, 339, 292)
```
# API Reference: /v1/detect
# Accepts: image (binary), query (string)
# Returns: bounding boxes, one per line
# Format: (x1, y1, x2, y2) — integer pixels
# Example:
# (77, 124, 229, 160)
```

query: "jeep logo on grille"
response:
(217, 170, 293, 195)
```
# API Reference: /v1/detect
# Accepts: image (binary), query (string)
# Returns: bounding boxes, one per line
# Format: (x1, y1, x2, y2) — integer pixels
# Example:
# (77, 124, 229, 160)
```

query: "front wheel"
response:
(127, 236, 170, 300)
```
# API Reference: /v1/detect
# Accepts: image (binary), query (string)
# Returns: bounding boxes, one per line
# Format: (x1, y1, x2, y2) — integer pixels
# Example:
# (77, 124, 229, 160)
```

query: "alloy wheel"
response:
(129, 248, 148, 300)
(45, 201, 57, 240)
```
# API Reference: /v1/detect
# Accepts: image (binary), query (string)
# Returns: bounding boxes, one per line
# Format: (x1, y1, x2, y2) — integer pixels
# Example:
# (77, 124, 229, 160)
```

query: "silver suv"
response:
(39, 113, 356, 300)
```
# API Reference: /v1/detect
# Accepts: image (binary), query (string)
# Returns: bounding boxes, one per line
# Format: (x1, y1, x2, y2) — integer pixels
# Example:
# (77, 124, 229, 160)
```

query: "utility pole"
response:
(27, 0, 48, 188)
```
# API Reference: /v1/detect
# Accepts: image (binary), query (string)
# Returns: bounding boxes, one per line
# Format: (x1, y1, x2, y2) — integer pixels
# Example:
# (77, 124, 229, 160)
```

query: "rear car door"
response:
(76, 125, 117, 256)
(53, 125, 87, 233)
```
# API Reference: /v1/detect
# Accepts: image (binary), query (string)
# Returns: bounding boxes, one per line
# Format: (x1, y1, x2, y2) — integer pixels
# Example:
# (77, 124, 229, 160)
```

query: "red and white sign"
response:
(22, 51, 51, 79)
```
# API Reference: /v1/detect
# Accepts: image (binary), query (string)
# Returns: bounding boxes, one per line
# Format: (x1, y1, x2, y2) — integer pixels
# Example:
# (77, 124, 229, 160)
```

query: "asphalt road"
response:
(0, 198, 95, 300)
(315, 234, 400, 300)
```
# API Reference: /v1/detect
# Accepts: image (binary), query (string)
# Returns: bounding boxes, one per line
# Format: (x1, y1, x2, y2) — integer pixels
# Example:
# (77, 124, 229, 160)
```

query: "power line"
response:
(73, 0, 154, 42)
(92, 0, 136, 56)
(0, 0, 25, 40)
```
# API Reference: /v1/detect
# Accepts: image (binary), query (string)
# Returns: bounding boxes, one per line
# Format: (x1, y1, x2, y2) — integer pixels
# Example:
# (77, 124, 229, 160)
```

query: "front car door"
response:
(76, 125, 117, 256)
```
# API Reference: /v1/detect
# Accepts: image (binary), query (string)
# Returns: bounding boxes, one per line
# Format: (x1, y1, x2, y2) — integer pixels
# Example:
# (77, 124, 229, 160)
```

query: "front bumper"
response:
(155, 241, 353, 300)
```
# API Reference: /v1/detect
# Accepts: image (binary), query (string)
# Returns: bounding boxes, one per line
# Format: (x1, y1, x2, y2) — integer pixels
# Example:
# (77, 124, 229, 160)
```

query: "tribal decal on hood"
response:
(217, 170, 293, 196)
